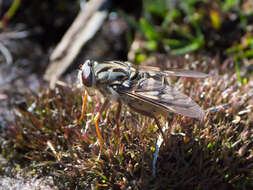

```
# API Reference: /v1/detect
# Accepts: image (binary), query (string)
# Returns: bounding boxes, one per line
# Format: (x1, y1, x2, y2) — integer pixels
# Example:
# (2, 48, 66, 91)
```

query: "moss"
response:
(1, 55, 252, 189)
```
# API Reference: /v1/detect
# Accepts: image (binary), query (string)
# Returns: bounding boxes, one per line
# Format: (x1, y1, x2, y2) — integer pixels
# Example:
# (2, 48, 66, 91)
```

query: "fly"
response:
(77, 60, 208, 152)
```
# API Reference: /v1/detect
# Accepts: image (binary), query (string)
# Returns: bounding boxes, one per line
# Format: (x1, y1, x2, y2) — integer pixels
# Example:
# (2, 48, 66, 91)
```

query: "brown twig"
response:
(44, 0, 107, 88)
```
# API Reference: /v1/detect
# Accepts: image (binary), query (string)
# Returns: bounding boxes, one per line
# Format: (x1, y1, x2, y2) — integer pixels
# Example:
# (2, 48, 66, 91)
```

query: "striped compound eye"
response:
(80, 60, 93, 87)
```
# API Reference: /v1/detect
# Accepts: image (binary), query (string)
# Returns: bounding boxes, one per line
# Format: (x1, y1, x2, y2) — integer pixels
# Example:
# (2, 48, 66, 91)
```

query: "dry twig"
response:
(44, 0, 107, 88)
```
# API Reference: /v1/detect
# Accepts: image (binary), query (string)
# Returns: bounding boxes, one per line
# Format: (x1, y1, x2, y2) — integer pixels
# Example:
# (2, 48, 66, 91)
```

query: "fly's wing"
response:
(118, 77, 205, 119)
(138, 65, 209, 78)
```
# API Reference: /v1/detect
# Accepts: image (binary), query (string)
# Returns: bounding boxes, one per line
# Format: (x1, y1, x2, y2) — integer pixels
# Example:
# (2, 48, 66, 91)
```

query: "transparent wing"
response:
(117, 77, 205, 119)
(138, 65, 209, 78)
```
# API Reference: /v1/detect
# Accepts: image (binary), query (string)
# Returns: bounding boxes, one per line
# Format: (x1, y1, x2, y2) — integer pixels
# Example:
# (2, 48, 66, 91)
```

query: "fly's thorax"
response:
(92, 61, 137, 88)
(95, 64, 139, 101)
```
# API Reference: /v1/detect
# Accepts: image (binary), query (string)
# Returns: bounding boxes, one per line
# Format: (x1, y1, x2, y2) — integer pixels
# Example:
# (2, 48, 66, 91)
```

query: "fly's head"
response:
(78, 60, 96, 95)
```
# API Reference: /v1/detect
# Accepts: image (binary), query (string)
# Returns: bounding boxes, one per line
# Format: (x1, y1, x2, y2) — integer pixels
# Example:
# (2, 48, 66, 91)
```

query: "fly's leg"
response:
(78, 91, 88, 123)
(78, 92, 109, 155)
(94, 98, 110, 154)
(94, 96, 102, 112)
(153, 116, 168, 144)
(127, 104, 168, 177)
(115, 101, 122, 146)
